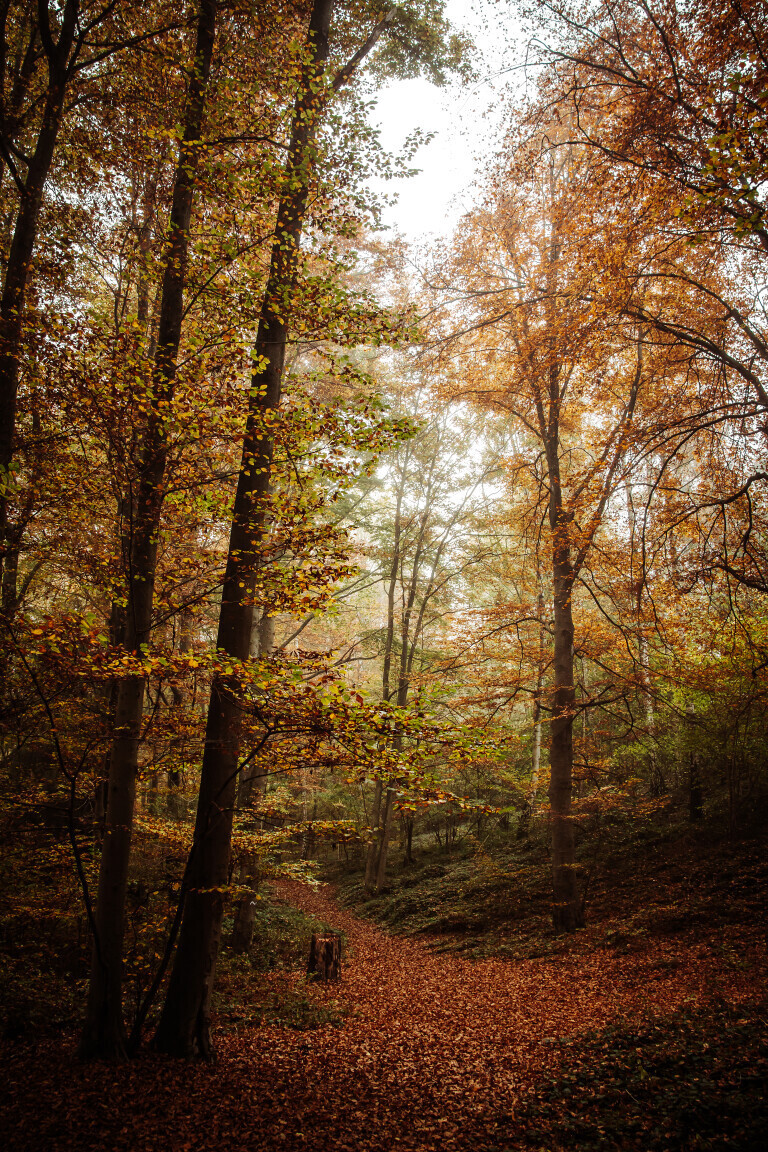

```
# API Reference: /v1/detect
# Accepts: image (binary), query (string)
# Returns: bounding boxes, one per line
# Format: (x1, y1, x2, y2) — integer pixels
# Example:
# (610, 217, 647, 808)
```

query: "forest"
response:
(0, 0, 766, 1148)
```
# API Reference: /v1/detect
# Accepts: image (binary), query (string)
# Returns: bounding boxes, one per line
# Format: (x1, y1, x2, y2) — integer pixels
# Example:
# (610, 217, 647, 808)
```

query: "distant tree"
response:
(436, 127, 684, 929)
(363, 395, 494, 890)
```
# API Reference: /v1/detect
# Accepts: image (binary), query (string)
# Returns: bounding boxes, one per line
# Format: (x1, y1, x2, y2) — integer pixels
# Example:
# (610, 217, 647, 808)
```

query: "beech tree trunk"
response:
(544, 356, 583, 932)
(374, 785, 396, 891)
(404, 815, 414, 864)
(231, 613, 273, 954)
(155, 0, 335, 1060)
(366, 464, 405, 893)
(519, 581, 545, 839)
(79, 0, 217, 1060)
(540, 167, 583, 933)
(364, 777, 384, 891)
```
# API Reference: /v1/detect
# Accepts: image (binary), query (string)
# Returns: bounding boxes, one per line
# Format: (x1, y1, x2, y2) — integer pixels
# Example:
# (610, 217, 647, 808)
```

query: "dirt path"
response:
(1, 881, 762, 1151)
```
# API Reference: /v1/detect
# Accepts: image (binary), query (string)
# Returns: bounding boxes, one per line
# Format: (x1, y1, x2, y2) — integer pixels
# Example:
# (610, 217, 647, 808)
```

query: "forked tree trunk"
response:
(79, 0, 217, 1060)
(155, 0, 336, 1060)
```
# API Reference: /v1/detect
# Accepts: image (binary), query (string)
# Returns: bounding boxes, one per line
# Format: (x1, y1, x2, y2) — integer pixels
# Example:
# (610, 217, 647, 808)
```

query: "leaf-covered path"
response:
(2, 881, 764, 1151)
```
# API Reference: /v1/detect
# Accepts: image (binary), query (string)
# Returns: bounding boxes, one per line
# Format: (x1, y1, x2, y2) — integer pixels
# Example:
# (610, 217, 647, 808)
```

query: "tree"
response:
(0, 1, 176, 573)
(155, 0, 473, 1057)
(436, 125, 681, 929)
(155, 0, 394, 1058)
(79, 0, 217, 1061)
(523, 0, 768, 589)
(362, 393, 495, 889)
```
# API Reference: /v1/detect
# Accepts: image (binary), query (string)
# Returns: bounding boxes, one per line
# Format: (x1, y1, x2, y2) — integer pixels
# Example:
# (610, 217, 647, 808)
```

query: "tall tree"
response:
(154, 0, 339, 1060)
(437, 131, 671, 928)
(155, 0, 465, 1056)
(364, 399, 493, 890)
(79, 0, 217, 1061)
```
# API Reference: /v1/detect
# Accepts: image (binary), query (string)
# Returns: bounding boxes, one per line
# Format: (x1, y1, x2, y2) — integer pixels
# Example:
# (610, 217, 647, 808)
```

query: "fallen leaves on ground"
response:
(1, 881, 765, 1151)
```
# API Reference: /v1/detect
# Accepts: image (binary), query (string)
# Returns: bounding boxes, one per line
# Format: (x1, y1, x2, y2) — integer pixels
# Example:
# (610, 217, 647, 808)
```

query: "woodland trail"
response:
(1, 880, 764, 1152)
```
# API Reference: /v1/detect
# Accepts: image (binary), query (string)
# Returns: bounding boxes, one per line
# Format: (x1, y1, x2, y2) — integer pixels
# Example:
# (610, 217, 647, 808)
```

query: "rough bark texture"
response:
(307, 932, 341, 982)
(79, 0, 217, 1060)
(155, 0, 335, 1060)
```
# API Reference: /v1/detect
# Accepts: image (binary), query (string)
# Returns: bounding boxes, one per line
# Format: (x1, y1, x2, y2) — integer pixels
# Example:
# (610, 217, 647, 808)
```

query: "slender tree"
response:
(155, 0, 339, 1059)
(438, 133, 661, 929)
(79, 0, 217, 1060)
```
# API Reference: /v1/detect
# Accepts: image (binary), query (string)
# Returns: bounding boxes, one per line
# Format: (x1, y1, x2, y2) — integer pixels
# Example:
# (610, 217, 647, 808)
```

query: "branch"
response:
(331, 7, 396, 92)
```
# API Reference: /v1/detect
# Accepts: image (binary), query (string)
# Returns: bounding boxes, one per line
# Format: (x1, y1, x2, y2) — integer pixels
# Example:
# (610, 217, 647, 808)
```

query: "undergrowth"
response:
(213, 890, 346, 1032)
(510, 1001, 768, 1151)
(329, 808, 768, 961)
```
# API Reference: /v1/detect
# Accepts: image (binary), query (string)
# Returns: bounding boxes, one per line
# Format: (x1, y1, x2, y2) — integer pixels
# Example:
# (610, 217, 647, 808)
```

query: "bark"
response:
(231, 613, 273, 955)
(364, 776, 383, 891)
(167, 611, 193, 817)
(626, 467, 661, 793)
(404, 815, 414, 864)
(374, 784, 395, 891)
(520, 580, 546, 839)
(544, 357, 582, 932)
(79, 0, 217, 1061)
(155, 0, 336, 1060)
(540, 162, 582, 933)
(365, 459, 405, 891)
(307, 933, 341, 981)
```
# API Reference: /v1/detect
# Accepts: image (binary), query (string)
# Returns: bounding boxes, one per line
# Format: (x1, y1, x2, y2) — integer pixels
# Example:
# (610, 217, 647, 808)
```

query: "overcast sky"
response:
(368, 0, 523, 245)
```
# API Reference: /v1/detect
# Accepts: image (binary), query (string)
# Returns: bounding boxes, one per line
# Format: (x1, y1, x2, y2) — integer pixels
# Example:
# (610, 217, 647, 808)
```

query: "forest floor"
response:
(1, 869, 767, 1152)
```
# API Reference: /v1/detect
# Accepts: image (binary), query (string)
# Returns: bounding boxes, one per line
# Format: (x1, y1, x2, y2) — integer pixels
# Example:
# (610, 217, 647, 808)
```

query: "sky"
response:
(368, 0, 523, 246)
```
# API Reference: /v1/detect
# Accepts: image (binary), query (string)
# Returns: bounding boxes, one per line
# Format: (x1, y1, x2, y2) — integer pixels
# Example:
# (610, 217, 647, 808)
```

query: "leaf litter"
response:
(1, 879, 765, 1151)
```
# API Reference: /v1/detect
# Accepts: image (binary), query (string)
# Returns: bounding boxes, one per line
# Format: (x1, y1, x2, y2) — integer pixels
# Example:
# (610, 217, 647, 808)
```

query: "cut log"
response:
(307, 932, 342, 982)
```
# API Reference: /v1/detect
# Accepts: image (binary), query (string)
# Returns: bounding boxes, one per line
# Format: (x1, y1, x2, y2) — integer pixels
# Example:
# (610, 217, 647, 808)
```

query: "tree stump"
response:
(307, 932, 342, 982)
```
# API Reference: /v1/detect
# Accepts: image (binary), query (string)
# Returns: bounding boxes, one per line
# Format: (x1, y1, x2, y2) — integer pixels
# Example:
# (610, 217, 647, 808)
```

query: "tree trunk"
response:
(231, 613, 273, 954)
(155, 0, 335, 1060)
(374, 785, 396, 892)
(520, 581, 546, 839)
(307, 933, 341, 982)
(541, 180, 582, 933)
(689, 753, 703, 821)
(79, 0, 217, 1061)
(364, 777, 383, 891)
(167, 612, 193, 817)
